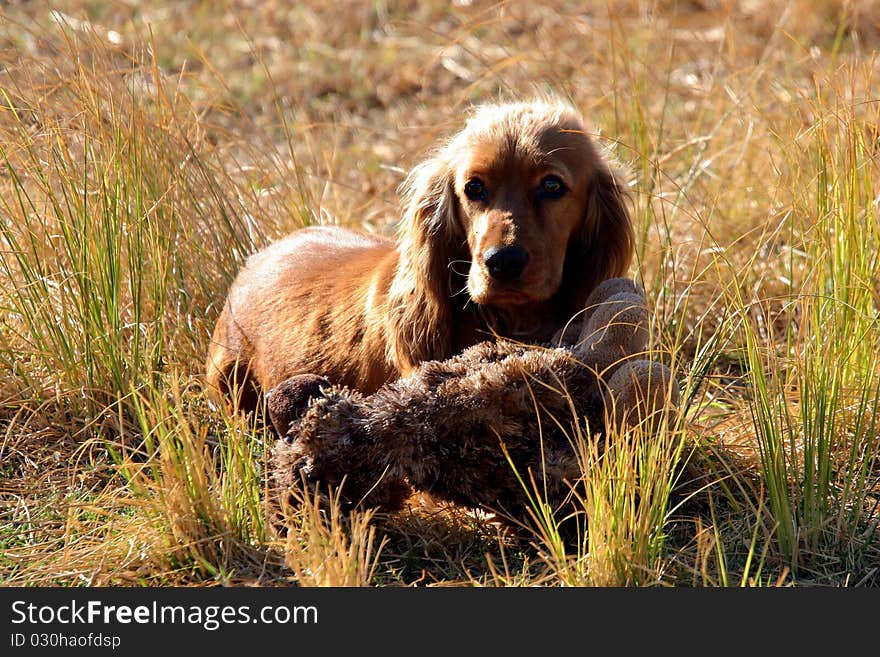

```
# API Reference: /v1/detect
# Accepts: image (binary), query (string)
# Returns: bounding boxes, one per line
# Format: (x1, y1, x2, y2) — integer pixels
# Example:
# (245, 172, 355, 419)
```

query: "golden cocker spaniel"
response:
(206, 100, 634, 413)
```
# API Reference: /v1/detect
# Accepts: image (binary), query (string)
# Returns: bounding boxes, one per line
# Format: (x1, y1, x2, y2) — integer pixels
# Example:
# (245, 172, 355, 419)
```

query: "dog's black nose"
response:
(484, 245, 529, 281)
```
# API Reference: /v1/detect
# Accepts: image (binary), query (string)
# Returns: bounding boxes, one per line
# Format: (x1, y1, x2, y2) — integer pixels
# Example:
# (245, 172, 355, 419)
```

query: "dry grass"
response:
(1, 0, 879, 587)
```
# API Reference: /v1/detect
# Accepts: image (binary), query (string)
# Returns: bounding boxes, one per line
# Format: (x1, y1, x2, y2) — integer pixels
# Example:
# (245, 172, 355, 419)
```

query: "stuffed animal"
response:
(267, 278, 678, 527)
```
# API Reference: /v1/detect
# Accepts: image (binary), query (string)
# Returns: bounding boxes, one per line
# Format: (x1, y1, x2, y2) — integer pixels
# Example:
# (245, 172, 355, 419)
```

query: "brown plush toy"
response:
(267, 278, 678, 527)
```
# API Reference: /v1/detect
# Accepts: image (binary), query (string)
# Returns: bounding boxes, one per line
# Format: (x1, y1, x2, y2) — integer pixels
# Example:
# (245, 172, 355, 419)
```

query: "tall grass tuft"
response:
(511, 389, 686, 587)
(0, 18, 320, 584)
(283, 485, 388, 587)
(742, 61, 880, 575)
(0, 25, 279, 424)
(120, 375, 272, 581)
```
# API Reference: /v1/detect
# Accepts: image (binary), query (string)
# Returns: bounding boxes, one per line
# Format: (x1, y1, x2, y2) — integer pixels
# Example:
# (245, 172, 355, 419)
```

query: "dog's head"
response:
(449, 102, 632, 306)
(390, 101, 634, 365)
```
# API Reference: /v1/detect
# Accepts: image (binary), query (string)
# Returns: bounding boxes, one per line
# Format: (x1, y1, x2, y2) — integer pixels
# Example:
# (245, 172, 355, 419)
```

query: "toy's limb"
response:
(553, 278, 646, 346)
(571, 279, 679, 428)
(603, 359, 680, 427)
(582, 278, 646, 319)
(574, 291, 649, 372)
(266, 374, 331, 435)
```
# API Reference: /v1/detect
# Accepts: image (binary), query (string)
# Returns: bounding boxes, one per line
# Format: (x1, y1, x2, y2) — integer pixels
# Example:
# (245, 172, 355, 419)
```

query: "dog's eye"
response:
(464, 178, 487, 202)
(539, 175, 566, 199)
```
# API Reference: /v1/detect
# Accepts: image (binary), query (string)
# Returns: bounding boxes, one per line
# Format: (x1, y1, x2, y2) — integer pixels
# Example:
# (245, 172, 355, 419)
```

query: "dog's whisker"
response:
(451, 284, 471, 299)
(546, 145, 576, 157)
(448, 259, 472, 277)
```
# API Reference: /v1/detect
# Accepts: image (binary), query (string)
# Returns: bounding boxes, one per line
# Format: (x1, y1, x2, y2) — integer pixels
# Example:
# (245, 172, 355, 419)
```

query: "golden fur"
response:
(205, 100, 634, 411)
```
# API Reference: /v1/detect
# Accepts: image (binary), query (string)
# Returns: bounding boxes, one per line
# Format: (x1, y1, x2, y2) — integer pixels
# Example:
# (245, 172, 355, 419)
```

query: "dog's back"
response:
(204, 226, 398, 412)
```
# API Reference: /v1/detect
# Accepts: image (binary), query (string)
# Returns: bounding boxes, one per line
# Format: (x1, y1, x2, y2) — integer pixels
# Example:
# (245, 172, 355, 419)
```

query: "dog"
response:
(205, 100, 634, 413)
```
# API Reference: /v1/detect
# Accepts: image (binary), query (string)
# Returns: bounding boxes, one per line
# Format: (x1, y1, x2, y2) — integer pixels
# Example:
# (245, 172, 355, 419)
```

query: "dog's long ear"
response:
(387, 155, 464, 371)
(562, 160, 634, 310)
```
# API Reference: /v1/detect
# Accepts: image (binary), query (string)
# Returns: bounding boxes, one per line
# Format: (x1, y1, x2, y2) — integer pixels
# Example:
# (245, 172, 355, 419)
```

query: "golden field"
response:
(1, 0, 879, 586)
